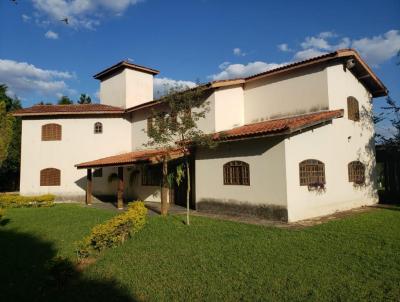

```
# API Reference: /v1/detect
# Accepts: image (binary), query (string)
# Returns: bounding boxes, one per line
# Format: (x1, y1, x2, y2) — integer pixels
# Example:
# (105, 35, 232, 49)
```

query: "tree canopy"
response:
(78, 94, 92, 104)
(58, 95, 74, 105)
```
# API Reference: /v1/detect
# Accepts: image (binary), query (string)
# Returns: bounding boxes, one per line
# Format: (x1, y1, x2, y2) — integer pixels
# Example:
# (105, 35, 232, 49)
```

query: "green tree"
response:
(58, 96, 73, 105)
(78, 94, 92, 104)
(145, 84, 215, 224)
(0, 102, 14, 167)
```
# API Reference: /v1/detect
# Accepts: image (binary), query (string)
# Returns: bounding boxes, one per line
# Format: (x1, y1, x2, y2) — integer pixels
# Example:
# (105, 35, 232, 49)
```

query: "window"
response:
(299, 159, 325, 186)
(94, 122, 103, 134)
(42, 123, 61, 141)
(223, 161, 250, 185)
(347, 96, 360, 121)
(141, 164, 161, 186)
(40, 168, 61, 186)
(348, 161, 365, 184)
(93, 168, 103, 177)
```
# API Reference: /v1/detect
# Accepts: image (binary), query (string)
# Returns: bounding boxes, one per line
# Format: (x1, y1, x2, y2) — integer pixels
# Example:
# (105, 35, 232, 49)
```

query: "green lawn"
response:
(1, 204, 399, 302)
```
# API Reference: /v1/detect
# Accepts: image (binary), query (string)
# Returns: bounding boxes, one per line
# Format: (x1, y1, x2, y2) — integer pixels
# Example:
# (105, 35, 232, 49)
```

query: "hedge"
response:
(77, 201, 147, 258)
(0, 194, 55, 208)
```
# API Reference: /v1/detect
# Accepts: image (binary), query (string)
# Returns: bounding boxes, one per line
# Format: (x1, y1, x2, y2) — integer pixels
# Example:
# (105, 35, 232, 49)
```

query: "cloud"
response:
(291, 30, 400, 65)
(233, 48, 246, 57)
(0, 59, 75, 99)
(277, 43, 292, 52)
(209, 61, 286, 81)
(44, 30, 59, 39)
(31, 0, 142, 29)
(22, 14, 31, 22)
(153, 77, 197, 99)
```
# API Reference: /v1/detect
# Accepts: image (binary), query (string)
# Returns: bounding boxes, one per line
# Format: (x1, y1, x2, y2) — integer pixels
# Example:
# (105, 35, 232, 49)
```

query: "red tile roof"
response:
(13, 104, 125, 117)
(213, 110, 344, 141)
(76, 110, 343, 169)
(93, 60, 159, 80)
(76, 148, 184, 169)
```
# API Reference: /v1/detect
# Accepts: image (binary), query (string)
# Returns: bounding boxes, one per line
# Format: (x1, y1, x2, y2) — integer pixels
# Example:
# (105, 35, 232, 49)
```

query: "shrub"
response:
(0, 194, 55, 208)
(77, 201, 147, 258)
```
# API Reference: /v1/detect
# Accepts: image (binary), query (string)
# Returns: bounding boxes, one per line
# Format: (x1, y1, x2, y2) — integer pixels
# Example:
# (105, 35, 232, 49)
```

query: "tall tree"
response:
(0, 101, 13, 167)
(146, 84, 215, 224)
(78, 93, 92, 104)
(58, 96, 73, 105)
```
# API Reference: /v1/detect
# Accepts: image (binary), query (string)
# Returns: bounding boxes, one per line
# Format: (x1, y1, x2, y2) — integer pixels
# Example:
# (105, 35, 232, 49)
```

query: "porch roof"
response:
(76, 148, 184, 169)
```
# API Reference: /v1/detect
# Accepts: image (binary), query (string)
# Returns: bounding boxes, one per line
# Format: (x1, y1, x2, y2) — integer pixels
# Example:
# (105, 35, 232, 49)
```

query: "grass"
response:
(1, 204, 400, 301)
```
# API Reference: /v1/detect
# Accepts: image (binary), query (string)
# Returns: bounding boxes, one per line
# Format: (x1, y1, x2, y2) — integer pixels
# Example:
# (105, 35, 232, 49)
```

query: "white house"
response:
(14, 49, 388, 222)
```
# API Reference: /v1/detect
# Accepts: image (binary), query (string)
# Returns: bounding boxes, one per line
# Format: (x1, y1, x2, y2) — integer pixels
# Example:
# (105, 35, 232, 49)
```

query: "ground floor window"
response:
(142, 164, 162, 186)
(348, 161, 365, 184)
(40, 168, 61, 186)
(223, 161, 250, 185)
(299, 159, 325, 186)
(93, 168, 103, 177)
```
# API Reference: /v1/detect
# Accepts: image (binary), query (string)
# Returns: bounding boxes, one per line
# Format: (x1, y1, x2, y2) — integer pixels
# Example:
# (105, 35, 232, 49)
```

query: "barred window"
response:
(42, 123, 62, 141)
(142, 164, 161, 186)
(93, 168, 103, 178)
(94, 122, 103, 134)
(223, 161, 250, 185)
(347, 97, 360, 121)
(299, 159, 325, 186)
(40, 168, 61, 186)
(348, 161, 365, 184)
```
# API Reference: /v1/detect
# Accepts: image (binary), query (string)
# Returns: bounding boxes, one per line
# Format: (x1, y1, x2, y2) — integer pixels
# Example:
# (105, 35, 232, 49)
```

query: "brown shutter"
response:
(42, 124, 62, 141)
(347, 97, 360, 121)
(40, 168, 61, 186)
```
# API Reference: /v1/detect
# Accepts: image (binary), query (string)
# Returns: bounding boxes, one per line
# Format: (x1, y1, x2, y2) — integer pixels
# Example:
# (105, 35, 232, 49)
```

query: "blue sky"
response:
(0, 0, 399, 134)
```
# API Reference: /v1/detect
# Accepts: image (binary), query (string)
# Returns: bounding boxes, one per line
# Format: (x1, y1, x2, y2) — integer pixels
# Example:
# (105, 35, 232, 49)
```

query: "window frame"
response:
(141, 164, 162, 186)
(93, 168, 103, 178)
(41, 123, 62, 141)
(299, 159, 326, 187)
(94, 122, 103, 134)
(347, 96, 360, 122)
(348, 161, 365, 184)
(40, 168, 61, 186)
(223, 161, 250, 186)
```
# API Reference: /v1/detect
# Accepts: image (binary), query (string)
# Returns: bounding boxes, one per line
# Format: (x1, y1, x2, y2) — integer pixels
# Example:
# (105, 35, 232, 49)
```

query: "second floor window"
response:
(42, 123, 62, 141)
(347, 96, 360, 121)
(94, 122, 103, 134)
(223, 161, 250, 185)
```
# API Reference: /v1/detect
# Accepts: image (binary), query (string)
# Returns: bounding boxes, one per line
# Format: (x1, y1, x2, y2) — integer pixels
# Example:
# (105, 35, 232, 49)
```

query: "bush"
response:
(0, 194, 55, 208)
(77, 201, 147, 258)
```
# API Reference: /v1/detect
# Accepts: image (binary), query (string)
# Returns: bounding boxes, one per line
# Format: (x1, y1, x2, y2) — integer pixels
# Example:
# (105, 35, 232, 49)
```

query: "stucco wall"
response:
(20, 116, 132, 198)
(195, 137, 287, 209)
(244, 66, 329, 124)
(284, 65, 377, 222)
(214, 85, 244, 131)
(99, 70, 126, 108)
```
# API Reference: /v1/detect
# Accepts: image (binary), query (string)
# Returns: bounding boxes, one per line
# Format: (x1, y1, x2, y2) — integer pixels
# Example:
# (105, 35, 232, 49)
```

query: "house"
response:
(13, 49, 388, 222)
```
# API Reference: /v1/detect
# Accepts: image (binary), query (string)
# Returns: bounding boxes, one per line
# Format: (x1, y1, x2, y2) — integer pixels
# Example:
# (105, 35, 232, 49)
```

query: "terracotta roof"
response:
(94, 60, 159, 80)
(213, 110, 344, 141)
(12, 104, 125, 117)
(76, 148, 184, 169)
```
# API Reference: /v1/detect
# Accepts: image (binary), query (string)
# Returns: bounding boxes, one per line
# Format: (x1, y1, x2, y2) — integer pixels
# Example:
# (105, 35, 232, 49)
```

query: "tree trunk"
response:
(186, 158, 190, 225)
(161, 158, 169, 216)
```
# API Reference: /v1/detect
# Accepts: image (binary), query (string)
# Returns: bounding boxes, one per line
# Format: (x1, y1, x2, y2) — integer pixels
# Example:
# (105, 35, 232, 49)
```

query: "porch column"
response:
(86, 168, 92, 206)
(117, 166, 124, 210)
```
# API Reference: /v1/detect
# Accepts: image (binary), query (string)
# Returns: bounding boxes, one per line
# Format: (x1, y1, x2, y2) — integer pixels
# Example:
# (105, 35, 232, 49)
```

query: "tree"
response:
(0, 101, 13, 167)
(58, 96, 73, 105)
(379, 96, 400, 146)
(145, 84, 215, 224)
(78, 94, 92, 104)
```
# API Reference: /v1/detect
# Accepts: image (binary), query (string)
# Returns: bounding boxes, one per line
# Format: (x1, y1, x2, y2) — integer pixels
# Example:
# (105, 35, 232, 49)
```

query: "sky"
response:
(0, 0, 399, 135)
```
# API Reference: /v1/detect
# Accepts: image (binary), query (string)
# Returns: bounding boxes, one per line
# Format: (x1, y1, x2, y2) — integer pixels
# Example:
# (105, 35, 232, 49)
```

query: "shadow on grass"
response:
(0, 228, 137, 302)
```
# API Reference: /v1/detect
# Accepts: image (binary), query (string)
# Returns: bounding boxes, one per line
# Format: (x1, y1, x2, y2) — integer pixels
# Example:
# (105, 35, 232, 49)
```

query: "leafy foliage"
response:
(78, 93, 92, 104)
(0, 102, 13, 167)
(58, 95, 74, 105)
(0, 208, 5, 220)
(76, 201, 147, 258)
(0, 194, 55, 208)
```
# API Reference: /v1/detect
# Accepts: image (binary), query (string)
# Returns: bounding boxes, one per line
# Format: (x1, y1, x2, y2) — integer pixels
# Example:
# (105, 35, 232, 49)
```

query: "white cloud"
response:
(233, 48, 246, 56)
(0, 59, 75, 99)
(352, 30, 400, 66)
(293, 48, 327, 61)
(153, 77, 197, 99)
(31, 0, 142, 29)
(277, 43, 292, 52)
(44, 30, 59, 39)
(22, 14, 31, 22)
(210, 61, 285, 81)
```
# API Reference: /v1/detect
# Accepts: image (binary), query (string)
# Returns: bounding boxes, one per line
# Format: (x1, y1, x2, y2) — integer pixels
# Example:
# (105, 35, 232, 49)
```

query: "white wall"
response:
(244, 66, 329, 124)
(195, 137, 287, 207)
(284, 65, 377, 222)
(100, 68, 154, 109)
(214, 85, 244, 131)
(20, 116, 132, 198)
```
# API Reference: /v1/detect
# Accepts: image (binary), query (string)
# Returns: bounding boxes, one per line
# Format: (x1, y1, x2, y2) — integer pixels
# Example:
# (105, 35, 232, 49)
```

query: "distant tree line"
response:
(37, 93, 92, 105)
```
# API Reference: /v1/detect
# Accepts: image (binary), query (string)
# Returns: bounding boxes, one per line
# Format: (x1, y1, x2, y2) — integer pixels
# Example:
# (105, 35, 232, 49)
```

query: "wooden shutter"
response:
(40, 168, 61, 186)
(347, 97, 360, 121)
(42, 124, 62, 141)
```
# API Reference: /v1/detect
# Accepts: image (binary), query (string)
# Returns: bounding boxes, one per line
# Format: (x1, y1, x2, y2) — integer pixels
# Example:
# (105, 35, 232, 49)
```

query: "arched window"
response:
(299, 159, 325, 186)
(347, 96, 360, 121)
(40, 168, 61, 186)
(42, 123, 62, 141)
(223, 161, 250, 185)
(348, 161, 365, 184)
(94, 122, 103, 134)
